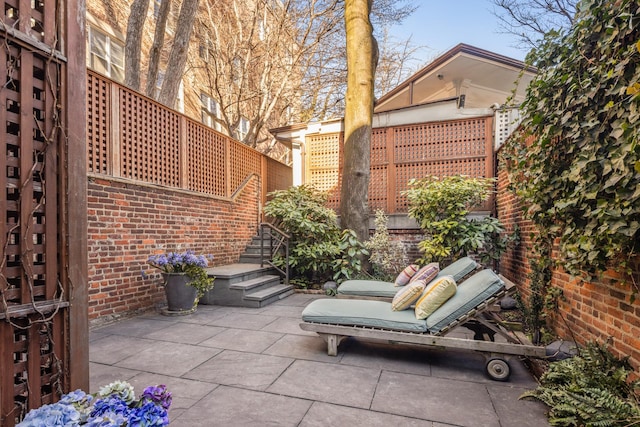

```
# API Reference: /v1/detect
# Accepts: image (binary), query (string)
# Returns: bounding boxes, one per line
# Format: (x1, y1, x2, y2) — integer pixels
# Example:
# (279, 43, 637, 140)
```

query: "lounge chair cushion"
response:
(336, 257, 478, 299)
(410, 263, 440, 283)
(426, 269, 504, 334)
(439, 257, 478, 282)
(302, 299, 428, 333)
(391, 279, 427, 311)
(394, 264, 420, 286)
(414, 276, 457, 319)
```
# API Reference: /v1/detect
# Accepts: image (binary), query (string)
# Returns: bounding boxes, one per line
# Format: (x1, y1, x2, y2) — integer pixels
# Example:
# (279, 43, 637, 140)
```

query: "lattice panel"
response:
(369, 166, 388, 211)
(229, 141, 261, 194)
(370, 128, 388, 166)
(119, 87, 181, 186)
(86, 71, 109, 174)
(3, 312, 64, 424)
(3, 0, 56, 46)
(308, 133, 341, 203)
(1, 44, 60, 306)
(394, 158, 488, 211)
(186, 121, 226, 196)
(266, 157, 293, 195)
(394, 119, 487, 162)
(494, 107, 522, 149)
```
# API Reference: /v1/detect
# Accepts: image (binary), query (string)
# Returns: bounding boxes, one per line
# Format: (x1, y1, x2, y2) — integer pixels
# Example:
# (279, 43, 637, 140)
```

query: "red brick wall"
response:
(87, 175, 260, 322)
(496, 153, 640, 372)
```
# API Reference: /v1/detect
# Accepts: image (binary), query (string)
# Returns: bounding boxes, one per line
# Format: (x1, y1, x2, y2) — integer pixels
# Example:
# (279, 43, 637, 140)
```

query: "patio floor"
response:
(89, 293, 550, 426)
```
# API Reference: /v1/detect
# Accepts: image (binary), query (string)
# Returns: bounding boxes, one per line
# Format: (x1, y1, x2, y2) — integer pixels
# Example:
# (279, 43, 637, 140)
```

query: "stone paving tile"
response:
(273, 293, 323, 307)
(259, 304, 307, 318)
(207, 311, 278, 330)
(115, 341, 222, 377)
(260, 316, 316, 336)
(339, 339, 433, 376)
(371, 370, 500, 427)
(144, 321, 226, 344)
(267, 359, 380, 409)
(170, 385, 312, 426)
(183, 350, 294, 391)
(93, 317, 174, 338)
(89, 334, 156, 365)
(169, 306, 231, 324)
(300, 401, 435, 426)
(263, 334, 343, 363)
(487, 384, 551, 427)
(124, 371, 218, 413)
(89, 363, 140, 393)
(198, 327, 283, 353)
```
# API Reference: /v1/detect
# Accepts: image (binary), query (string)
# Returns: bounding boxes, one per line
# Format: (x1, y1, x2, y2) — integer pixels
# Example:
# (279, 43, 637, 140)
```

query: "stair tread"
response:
(228, 275, 281, 290)
(244, 284, 294, 300)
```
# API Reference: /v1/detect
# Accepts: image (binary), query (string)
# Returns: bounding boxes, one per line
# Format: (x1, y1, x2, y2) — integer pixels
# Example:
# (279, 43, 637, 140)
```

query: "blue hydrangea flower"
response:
(148, 250, 212, 273)
(127, 401, 169, 427)
(17, 402, 80, 427)
(90, 396, 131, 419)
(85, 411, 127, 427)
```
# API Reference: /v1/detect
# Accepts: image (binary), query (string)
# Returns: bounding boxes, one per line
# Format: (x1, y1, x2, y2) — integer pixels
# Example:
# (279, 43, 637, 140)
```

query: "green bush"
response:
(522, 342, 640, 426)
(264, 185, 367, 285)
(404, 175, 508, 265)
(364, 210, 408, 281)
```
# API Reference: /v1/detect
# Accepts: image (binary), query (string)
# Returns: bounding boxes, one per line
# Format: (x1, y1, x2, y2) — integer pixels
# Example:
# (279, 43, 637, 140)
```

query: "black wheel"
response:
(485, 358, 511, 381)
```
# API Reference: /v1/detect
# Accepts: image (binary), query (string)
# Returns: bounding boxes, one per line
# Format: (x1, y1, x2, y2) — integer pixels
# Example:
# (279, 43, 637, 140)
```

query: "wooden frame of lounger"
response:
(300, 276, 546, 370)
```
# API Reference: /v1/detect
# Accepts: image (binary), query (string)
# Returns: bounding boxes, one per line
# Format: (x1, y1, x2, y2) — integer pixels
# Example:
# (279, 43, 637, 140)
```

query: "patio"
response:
(89, 293, 550, 426)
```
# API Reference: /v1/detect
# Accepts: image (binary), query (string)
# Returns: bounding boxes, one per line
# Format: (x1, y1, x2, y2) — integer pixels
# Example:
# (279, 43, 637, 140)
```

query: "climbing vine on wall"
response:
(502, 0, 640, 284)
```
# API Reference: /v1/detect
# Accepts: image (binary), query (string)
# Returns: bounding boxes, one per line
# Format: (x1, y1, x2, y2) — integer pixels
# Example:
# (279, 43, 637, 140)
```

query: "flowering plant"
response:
(18, 381, 171, 426)
(148, 250, 215, 298)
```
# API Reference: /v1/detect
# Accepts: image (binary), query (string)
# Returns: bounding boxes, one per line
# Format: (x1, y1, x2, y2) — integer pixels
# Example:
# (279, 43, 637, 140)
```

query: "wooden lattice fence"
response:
(86, 71, 292, 206)
(308, 117, 494, 213)
(0, 1, 88, 425)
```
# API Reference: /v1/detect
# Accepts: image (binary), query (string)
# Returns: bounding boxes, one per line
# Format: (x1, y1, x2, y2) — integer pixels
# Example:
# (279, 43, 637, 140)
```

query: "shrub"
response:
(364, 210, 408, 281)
(264, 185, 367, 285)
(404, 175, 508, 265)
(522, 342, 640, 426)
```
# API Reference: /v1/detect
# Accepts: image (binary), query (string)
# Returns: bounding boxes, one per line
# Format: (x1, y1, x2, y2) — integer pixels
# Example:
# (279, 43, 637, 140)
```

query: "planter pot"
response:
(162, 273, 198, 314)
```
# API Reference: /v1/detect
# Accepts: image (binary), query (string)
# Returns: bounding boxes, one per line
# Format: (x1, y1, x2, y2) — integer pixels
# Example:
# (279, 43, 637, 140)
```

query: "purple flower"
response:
(148, 250, 212, 274)
(90, 396, 131, 419)
(141, 385, 172, 410)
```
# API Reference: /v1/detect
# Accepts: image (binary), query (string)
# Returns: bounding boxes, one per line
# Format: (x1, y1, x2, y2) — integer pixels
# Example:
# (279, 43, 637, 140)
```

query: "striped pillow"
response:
(410, 263, 440, 284)
(414, 276, 457, 320)
(391, 279, 427, 311)
(394, 264, 420, 287)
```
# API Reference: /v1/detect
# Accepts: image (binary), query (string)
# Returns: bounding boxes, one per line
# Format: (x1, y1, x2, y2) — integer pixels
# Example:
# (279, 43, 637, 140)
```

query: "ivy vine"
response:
(502, 0, 640, 285)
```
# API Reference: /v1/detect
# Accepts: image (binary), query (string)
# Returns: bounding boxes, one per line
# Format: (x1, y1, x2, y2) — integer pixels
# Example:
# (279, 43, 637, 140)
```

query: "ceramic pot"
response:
(162, 273, 198, 312)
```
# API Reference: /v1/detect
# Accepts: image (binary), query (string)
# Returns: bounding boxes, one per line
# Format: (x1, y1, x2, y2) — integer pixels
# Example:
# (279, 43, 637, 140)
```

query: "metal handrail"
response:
(259, 223, 290, 285)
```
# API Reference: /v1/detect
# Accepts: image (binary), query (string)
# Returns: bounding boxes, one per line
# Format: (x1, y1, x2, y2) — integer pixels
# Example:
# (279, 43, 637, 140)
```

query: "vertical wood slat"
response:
(1, 324, 15, 426)
(225, 138, 231, 197)
(386, 127, 395, 213)
(43, 0, 56, 47)
(109, 81, 120, 176)
(484, 116, 495, 212)
(18, 0, 30, 34)
(179, 116, 188, 187)
(44, 60, 59, 300)
(27, 325, 41, 409)
(19, 51, 34, 303)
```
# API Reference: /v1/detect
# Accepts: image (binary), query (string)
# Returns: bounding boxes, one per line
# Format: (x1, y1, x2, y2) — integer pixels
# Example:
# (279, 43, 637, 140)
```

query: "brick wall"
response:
(87, 175, 260, 322)
(496, 154, 640, 372)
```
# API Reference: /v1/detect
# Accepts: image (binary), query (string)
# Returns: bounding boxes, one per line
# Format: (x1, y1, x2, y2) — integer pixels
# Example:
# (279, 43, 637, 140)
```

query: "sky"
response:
(389, 0, 529, 63)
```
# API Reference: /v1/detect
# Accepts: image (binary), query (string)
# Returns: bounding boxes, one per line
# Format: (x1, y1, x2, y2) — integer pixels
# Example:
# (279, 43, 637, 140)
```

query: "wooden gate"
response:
(0, 1, 88, 425)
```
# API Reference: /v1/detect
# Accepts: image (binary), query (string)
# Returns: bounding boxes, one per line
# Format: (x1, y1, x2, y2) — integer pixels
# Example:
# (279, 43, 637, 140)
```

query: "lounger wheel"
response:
(485, 358, 511, 381)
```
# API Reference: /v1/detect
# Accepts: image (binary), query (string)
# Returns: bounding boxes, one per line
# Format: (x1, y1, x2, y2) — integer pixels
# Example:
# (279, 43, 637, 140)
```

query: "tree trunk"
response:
(340, 0, 376, 244)
(145, 0, 171, 98)
(158, 0, 200, 107)
(124, 0, 149, 90)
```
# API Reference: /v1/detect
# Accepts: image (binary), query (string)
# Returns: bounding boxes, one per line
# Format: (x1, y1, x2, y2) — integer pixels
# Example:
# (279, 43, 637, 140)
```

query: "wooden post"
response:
(110, 82, 121, 176)
(65, 0, 89, 392)
(385, 126, 396, 213)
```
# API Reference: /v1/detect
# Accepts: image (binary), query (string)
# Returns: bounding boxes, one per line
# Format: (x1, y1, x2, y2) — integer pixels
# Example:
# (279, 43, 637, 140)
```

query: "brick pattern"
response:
(87, 176, 260, 321)
(496, 152, 640, 372)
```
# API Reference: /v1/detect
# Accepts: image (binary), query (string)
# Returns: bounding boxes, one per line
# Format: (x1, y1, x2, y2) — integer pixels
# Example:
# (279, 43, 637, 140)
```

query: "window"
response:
(199, 37, 212, 61)
(88, 27, 124, 82)
(201, 93, 221, 131)
(237, 117, 250, 141)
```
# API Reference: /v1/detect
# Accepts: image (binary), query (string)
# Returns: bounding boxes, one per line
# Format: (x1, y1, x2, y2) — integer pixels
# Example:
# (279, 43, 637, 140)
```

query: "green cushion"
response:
(438, 257, 478, 282)
(337, 280, 397, 298)
(302, 299, 428, 333)
(426, 269, 504, 334)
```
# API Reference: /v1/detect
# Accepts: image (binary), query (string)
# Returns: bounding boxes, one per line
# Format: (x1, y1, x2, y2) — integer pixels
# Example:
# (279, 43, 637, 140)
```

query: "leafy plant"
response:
(404, 175, 509, 265)
(364, 210, 408, 281)
(148, 250, 215, 299)
(502, 0, 640, 283)
(264, 185, 368, 285)
(522, 342, 640, 426)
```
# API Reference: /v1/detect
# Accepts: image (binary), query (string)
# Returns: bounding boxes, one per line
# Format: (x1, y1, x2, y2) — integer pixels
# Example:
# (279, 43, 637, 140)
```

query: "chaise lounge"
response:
(301, 269, 546, 381)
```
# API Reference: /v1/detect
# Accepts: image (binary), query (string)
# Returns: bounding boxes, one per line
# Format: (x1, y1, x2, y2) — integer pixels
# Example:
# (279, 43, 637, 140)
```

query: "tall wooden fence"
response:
(308, 117, 494, 213)
(1, 1, 88, 425)
(86, 71, 292, 204)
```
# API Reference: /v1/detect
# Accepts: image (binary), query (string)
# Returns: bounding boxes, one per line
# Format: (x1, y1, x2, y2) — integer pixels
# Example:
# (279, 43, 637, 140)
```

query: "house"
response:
(271, 43, 537, 217)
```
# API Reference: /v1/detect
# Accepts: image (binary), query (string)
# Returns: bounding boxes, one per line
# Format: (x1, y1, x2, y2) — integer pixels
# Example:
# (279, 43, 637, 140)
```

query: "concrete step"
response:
(243, 284, 295, 308)
(229, 275, 281, 292)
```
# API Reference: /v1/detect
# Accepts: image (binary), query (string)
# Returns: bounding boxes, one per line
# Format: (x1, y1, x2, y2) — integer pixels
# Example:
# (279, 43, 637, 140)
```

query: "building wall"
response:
(496, 152, 640, 372)
(87, 175, 260, 322)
